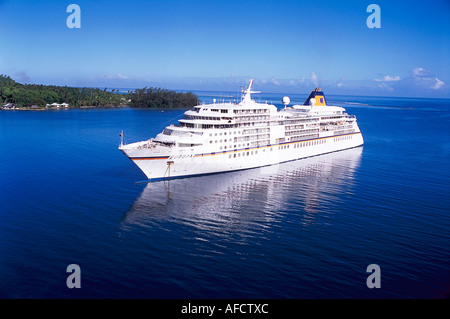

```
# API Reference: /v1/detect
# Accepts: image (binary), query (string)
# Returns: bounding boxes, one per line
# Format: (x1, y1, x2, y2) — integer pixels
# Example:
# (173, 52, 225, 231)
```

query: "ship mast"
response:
(241, 79, 260, 104)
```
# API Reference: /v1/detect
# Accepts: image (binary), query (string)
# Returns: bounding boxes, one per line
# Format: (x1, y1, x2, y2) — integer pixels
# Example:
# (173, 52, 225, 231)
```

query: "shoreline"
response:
(1, 106, 126, 111)
(1, 105, 190, 111)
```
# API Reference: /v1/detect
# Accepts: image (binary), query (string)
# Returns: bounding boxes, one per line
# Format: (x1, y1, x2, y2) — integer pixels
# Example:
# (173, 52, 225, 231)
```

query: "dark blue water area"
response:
(0, 95, 449, 299)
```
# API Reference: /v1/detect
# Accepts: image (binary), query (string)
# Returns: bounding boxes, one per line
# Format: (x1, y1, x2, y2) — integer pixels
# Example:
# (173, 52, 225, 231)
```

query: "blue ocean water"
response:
(0, 94, 449, 299)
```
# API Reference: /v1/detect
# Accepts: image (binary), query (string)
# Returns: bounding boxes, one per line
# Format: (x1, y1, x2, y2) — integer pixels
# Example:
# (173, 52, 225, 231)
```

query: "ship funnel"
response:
(303, 88, 327, 106)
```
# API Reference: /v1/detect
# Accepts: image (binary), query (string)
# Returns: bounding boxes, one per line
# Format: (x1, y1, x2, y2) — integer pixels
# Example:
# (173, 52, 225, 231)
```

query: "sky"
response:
(0, 0, 449, 97)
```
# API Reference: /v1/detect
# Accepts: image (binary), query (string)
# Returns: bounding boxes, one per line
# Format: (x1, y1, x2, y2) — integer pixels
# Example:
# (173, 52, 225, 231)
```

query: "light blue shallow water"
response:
(0, 95, 449, 298)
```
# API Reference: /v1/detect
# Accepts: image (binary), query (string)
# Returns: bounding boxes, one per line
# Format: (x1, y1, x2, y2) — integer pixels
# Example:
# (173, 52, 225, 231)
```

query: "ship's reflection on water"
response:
(121, 147, 363, 237)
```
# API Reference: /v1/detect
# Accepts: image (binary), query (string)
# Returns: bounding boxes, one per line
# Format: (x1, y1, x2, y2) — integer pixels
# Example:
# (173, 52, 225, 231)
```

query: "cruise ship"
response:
(119, 80, 364, 180)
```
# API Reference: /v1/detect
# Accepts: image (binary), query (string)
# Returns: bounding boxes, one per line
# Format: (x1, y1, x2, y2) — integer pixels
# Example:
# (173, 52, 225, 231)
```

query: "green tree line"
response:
(0, 75, 199, 109)
(128, 87, 199, 108)
(0, 74, 125, 107)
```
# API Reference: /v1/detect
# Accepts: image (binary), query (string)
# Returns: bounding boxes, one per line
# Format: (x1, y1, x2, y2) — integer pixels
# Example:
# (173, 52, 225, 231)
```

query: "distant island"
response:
(0, 75, 199, 110)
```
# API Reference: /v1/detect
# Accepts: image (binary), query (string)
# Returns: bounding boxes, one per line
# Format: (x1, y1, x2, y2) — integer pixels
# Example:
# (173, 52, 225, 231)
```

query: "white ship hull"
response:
(120, 131, 363, 180)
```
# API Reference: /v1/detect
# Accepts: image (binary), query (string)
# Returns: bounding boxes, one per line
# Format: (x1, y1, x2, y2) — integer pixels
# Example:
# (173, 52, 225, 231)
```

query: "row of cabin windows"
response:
(285, 118, 320, 125)
(210, 109, 229, 114)
(209, 135, 352, 151)
(236, 115, 270, 121)
(218, 135, 353, 156)
(223, 138, 329, 153)
(187, 115, 269, 121)
(334, 135, 353, 142)
(278, 138, 327, 150)
(320, 115, 346, 120)
(179, 121, 291, 130)
(228, 149, 260, 158)
(214, 142, 252, 149)
(210, 139, 229, 143)
(186, 115, 232, 121)
(193, 108, 268, 114)
(209, 131, 241, 137)
(233, 109, 268, 114)
(220, 143, 250, 150)
(218, 140, 270, 150)
(296, 139, 326, 148)
(211, 137, 268, 147)
(226, 137, 331, 156)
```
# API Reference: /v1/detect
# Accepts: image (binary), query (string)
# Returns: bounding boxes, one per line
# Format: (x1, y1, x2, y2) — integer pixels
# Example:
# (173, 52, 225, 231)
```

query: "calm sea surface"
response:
(0, 93, 449, 298)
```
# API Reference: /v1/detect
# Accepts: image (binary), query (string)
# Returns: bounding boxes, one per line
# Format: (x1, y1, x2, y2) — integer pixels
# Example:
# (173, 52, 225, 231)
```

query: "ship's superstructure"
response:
(119, 80, 364, 180)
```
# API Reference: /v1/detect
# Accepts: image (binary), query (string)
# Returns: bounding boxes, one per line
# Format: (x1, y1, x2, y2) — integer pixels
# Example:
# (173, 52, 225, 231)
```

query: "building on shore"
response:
(46, 102, 70, 108)
(2, 103, 16, 109)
